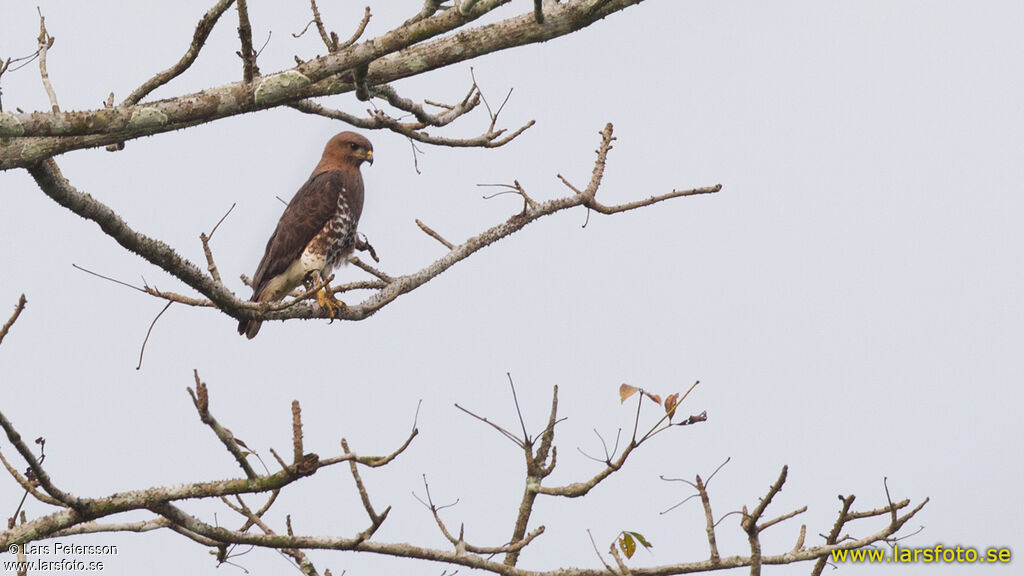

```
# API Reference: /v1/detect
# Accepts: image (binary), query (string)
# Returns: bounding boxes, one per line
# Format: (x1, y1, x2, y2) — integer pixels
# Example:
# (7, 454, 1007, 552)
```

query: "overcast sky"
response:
(1, 2, 1021, 575)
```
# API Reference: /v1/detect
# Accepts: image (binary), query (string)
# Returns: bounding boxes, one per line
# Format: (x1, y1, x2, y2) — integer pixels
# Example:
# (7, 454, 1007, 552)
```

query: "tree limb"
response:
(27, 126, 720, 333)
(2, 0, 646, 168)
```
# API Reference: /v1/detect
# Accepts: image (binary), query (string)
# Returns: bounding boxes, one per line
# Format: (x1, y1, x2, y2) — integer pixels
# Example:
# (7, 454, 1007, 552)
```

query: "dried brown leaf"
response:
(619, 383, 639, 403)
(664, 392, 680, 419)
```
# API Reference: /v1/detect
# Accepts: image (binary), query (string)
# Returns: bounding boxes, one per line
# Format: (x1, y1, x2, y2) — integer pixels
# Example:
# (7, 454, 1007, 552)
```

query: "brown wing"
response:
(250, 170, 352, 297)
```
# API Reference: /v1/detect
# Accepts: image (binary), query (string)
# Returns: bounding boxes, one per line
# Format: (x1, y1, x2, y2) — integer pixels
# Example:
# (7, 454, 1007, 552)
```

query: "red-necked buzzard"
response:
(238, 132, 373, 338)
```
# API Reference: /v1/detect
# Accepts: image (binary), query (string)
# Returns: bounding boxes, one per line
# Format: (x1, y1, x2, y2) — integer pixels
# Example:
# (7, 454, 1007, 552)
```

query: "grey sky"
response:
(1, 1, 1021, 575)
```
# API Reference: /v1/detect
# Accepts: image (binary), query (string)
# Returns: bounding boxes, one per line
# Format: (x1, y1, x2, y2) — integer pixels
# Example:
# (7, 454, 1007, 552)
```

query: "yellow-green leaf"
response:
(619, 533, 636, 558)
(627, 531, 653, 549)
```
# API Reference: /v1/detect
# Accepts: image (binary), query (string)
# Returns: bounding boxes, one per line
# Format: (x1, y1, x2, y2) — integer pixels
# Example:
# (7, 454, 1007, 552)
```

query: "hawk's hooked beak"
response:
(363, 149, 374, 165)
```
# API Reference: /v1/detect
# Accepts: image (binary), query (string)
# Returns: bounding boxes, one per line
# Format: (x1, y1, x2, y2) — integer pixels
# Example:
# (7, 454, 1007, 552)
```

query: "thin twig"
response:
(341, 438, 388, 529)
(586, 529, 617, 575)
(0, 447, 62, 507)
(454, 403, 524, 448)
(0, 294, 27, 347)
(36, 9, 60, 113)
(121, 0, 236, 106)
(318, 407, 419, 469)
(188, 373, 258, 479)
(338, 7, 372, 50)
(742, 466, 790, 534)
(608, 541, 634, 576)
(758, 506, 808, 532)
(136, 301, 173, 370)
(348, 256, 392, 283)
(415, 219, 454, 250)
(235, 0, 259, 82)
(848, 499, 911, 520)
(208, 202, 236, 239)
(811, 494, 856, 576)
(291, 401, 304, 465)
(504, 385, 560, 567)
(72, 263, 148, 293)
(200, 203, 235, 284)
(0, 409, 79, 507)
(697, 475, 720, 562)
(508, 373, 530, 442)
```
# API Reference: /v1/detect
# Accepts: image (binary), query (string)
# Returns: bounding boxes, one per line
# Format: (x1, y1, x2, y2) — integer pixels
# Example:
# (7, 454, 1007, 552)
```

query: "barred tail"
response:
(237, 318, 262, 339)
(237, 293, 263, 339)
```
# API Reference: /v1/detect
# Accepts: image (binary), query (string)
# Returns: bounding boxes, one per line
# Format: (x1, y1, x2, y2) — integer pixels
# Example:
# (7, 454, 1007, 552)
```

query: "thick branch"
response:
(0, 410, 80, 509)
(0, 372, 928, 576)
(0, 446, 62, 507)
(28, 126, 719, 331)
(253, 159, 719, 325)
(505, 385, 559, 566)
(20, 500, 928, 576)
(2, 0, 646, 168)
(52, 517, 220, 548)
(27, 159, 249, 315)
(0, 408, 413, 548)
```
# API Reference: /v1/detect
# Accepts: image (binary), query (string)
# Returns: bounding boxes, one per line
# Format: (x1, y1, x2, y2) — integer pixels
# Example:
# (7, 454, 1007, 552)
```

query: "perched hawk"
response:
(238, 132, 374, 339)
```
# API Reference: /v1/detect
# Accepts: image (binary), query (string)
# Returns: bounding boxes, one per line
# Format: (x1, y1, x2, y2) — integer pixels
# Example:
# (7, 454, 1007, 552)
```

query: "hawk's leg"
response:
(308, 270, 346, 322)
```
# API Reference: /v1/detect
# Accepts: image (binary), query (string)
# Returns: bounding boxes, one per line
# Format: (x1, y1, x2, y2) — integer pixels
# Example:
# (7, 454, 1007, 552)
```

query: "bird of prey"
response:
(238, 132, 374, 339)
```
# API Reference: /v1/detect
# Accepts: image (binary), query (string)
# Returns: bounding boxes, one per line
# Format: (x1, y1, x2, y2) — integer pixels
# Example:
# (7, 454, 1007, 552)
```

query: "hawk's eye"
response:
(349, 143, 359, 150)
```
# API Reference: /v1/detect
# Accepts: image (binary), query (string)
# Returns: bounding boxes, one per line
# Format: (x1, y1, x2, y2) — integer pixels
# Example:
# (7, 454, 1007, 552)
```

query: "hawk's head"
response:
(321, 132, 374, 169)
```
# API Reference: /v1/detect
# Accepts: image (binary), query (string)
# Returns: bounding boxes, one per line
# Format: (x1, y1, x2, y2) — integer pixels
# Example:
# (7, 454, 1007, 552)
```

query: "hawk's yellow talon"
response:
(316, 288, 346, 320)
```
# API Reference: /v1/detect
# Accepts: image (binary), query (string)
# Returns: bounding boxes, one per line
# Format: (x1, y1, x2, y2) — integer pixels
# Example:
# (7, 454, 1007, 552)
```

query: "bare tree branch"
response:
(0, 382, 417, 548)
(3, 0, 647, 168)
(0, 446, 63, 507)
(235, 0, 259, 83)
(304, 0, 335, 52)
(0, 411, 80, 509)
(123, 0, 236, 106)
(416, 219, 455, 249)
(696, 475, 720, 563)
(419, 473, 545, 556)
(403, 0, 448, 27)
(0, 294, 27, 347)
(0, 374, 928, 576)
(287, 77, 533, 149)
(36, 9, 60, 113)
(339, 7, 373, 51)
(504, 384, 559, 566)
(189, 371, 258, 479)
(26, 126, 719, 334)
(0, 5, 931, 574)
(135, 300, 173, 370)
(538, 382, 707, 499)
